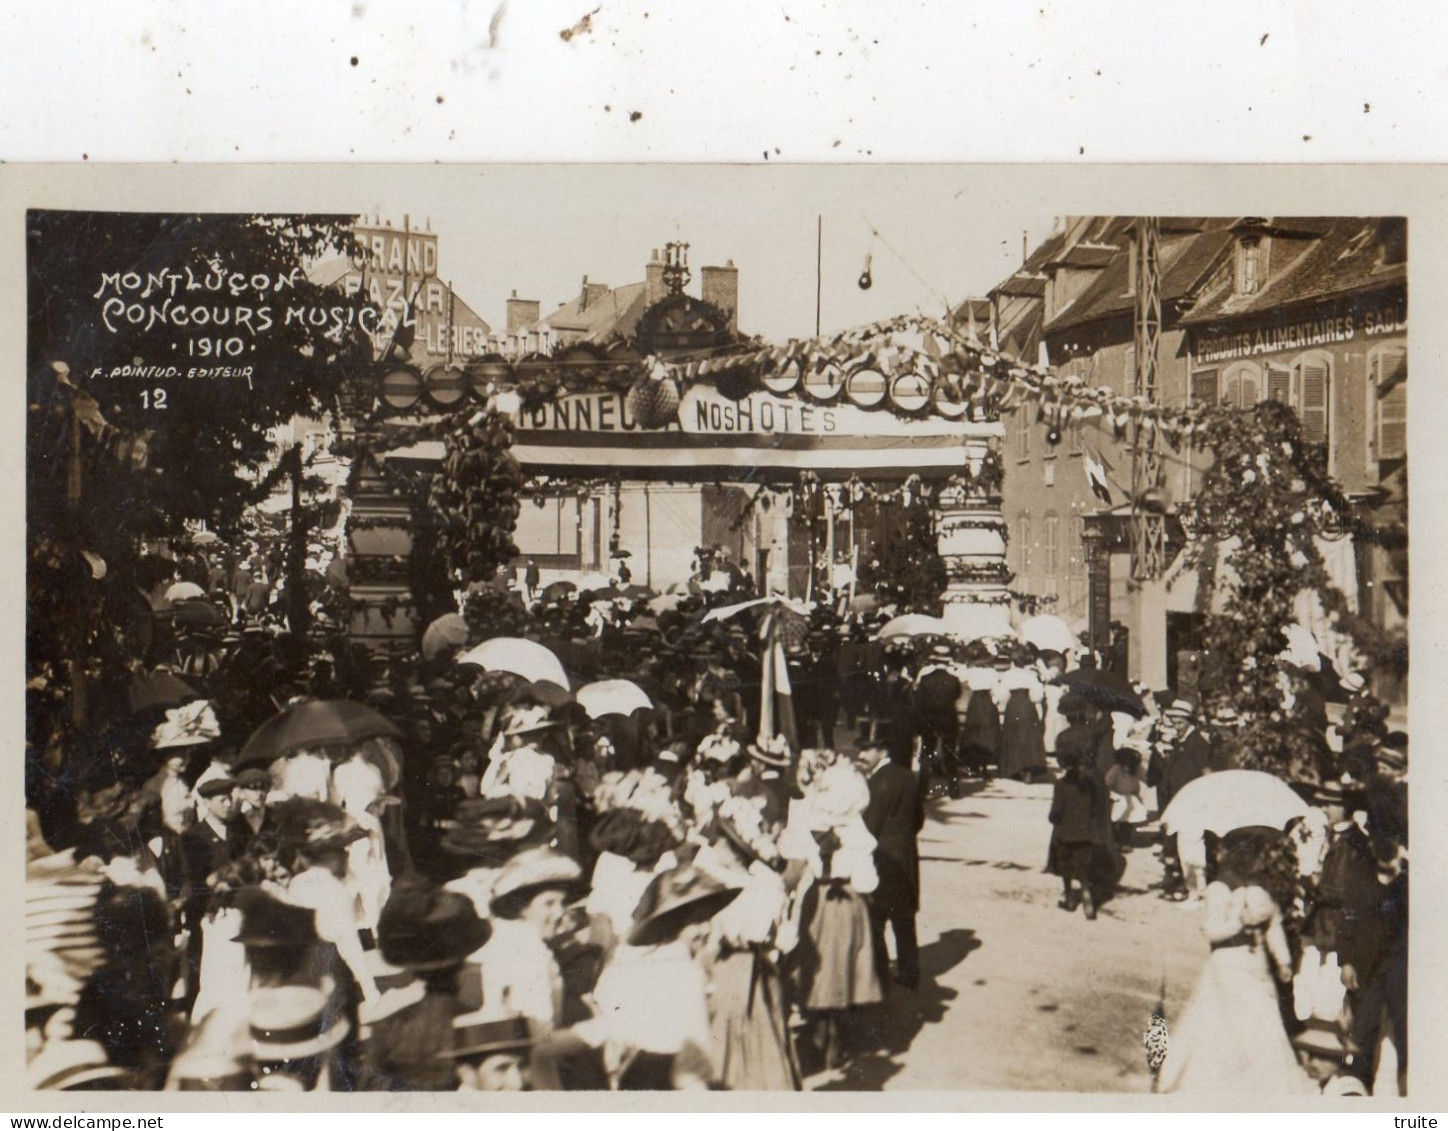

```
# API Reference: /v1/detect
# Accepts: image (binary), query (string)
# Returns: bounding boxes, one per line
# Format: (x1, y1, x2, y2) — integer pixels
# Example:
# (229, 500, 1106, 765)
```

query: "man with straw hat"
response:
(246, 984, 351, 1091)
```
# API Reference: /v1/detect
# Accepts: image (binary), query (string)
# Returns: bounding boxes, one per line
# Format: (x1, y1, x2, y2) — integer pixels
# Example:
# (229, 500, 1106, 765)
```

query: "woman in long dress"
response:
(780, 760, 882, 1071)
(959, 667, 1001, 779)
(1158, 828, 1315, 1095)
(996, 666, 1047, 782)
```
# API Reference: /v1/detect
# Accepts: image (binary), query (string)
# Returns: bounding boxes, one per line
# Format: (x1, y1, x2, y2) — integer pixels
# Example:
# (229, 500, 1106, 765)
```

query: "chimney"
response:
(645, 248, 667, 307)
(580, 276, 610, 311)
(505, 289, 540, 336)
(700, 259, 739, 332)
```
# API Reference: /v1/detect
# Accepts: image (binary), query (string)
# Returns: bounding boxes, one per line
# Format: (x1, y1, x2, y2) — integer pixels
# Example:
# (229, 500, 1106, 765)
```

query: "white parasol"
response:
(456, 637, 570, 688)
(1160, 769, 1311, 840)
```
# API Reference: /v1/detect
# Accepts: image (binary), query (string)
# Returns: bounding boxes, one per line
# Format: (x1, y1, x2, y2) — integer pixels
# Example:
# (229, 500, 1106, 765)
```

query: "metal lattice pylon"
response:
(1131, 217, 1167, 581)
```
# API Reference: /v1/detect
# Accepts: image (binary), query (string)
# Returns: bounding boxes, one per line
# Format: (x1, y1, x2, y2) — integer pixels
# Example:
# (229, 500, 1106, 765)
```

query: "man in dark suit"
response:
(857, 741, 925, 990)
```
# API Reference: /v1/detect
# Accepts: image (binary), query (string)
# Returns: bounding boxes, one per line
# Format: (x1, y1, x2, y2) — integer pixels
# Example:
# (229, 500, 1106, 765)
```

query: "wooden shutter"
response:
(1191, 369, 1219, 406)
(1296, 359, 1330, 444)
(1222, 371, 1241, 409)
(1374, 349, 1407, 461)
(1018, 516, 1032, 579)
(1044, 515, 1060, 577)
(1266, 365, 1291, 405)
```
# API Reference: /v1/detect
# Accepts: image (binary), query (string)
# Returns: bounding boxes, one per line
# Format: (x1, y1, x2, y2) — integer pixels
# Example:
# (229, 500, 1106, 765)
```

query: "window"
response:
(1291, 352, 1332, 447)
(1016, 514, 1032, 583)
(1370, 345, 1407, 462)
(1190, 368, 1219, 407)
(1043, 460, 1056, 488)
(1043, 513, 1061, 579)
(1237, 237, 1266, 295)
(1266, 363, 1292, 405)
(1015, 406, 1032, 461)
(1221, 361, 1264, 408)
(513, 496, 582, 565)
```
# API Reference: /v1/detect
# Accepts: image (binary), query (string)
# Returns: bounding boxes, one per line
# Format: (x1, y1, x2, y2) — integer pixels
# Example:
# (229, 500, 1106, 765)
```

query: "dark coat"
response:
(179, 820, 231, 923)
(863, 761, 924, 917)
(1317, 823, 1394, 980)
(1161, 728, 1212, 806)
(1046, 766, 1123, 887)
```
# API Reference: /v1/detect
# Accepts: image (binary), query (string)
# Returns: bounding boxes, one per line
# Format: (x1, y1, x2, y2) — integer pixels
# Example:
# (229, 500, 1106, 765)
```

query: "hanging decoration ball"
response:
(845, 367, 888, 408)
(625, 364, 682, 429)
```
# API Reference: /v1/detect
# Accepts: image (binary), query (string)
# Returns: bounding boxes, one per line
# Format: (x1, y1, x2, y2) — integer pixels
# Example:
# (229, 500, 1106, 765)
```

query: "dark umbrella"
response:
(542, 581, 577, 602)
(172, 600, 228, 628)
(126, 671, 199, 714)
(1061, 666, 1147, 717)
(236, 699, 401, 768)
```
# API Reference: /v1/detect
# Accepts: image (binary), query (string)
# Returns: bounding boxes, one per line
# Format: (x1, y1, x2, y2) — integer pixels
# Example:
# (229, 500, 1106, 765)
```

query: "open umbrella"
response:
(421, 613, 470, 661)
(172, 600, 227, 628)
(541, 580, 577, 601)
(456, 637, 569, 688)
(1160, 770, 1311, 839)
(878, 613, 950, 640)
(126, 671, 198, 714)
(1060, 666, 1147, 717)
(164, 581, 206, 603)
(647, 592, 688, 615)
(237, 699, 401, 768)
(576, 679, 653, 719)
(1019, 614, 1077, 655)
(619, 584, 655, 600)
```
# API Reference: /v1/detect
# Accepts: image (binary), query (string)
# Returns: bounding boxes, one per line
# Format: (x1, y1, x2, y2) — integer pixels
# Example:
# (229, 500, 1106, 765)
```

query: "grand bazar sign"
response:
(518, 386, 968, 438)
(1192, 301, 1407, 364)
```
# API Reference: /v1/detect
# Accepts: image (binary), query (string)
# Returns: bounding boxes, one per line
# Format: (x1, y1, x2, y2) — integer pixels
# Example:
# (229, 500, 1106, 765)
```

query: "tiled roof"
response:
(539, 281, 649, 341)
(1180, 217, 1406, 324)
(1043, 220, 1237, 335)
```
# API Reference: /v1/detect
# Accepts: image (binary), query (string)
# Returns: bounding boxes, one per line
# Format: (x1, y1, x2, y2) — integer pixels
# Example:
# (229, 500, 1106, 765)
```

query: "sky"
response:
(359, 167, 1060, 344)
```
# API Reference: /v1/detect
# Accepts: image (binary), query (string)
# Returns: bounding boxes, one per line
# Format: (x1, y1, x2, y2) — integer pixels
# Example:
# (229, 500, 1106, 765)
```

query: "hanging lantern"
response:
(626, 362, 682, 429)
(844, 367, 887, 408)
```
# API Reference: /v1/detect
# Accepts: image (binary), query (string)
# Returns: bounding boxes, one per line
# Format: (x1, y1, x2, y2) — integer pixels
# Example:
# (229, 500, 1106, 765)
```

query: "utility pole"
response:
(816, 216, 823, 337)
(1130, 217, 1166, 581)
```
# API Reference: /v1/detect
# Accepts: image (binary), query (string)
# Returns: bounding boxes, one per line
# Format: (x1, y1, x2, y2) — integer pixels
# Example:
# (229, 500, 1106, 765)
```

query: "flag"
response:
(758, 612, 798, 754)
(1083, 446, 1114, 507)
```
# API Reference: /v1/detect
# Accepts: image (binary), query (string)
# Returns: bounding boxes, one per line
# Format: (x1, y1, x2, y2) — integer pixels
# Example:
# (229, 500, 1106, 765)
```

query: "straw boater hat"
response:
(27, 1039, 128, 1091)
(748, 734, 791, 769)
(248, 985, 350, 1061)
(439, 1013, 541, 1062)
(488, 847, 587, 919)
(627, 864, 743, 947)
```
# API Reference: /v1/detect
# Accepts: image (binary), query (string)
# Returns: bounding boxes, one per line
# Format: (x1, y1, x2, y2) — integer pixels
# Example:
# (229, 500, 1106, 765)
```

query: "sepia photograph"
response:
(19, 169, 1412, 1100)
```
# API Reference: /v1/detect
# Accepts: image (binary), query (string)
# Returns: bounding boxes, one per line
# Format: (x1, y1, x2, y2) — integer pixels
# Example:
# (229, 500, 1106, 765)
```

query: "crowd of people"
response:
(25, 532, 1408, 1096)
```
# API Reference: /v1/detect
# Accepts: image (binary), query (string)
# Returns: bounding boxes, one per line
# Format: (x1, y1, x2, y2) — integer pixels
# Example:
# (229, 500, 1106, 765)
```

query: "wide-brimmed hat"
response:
(150, 699, 222, 750)
(1163, 700, 1195, 721)
(1310, 777, 1365, 807)
(248, 985, 350, 1061)
(440, 1013, 541, 1061)
(442, 797, 551, 860)
(488, 847, 587, 918)
(628, 864, 742, 947)
(698, 734, 742, 764)
(802, 761, 871, 830)
(231, 887, 320, 948)
(501, 705, 564, 738)
(378, 881, 493, 970)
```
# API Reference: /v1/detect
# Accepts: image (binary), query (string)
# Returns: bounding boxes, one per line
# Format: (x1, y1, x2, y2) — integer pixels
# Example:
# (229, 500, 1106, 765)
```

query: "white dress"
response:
(1157, 882, 1315, 1095)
